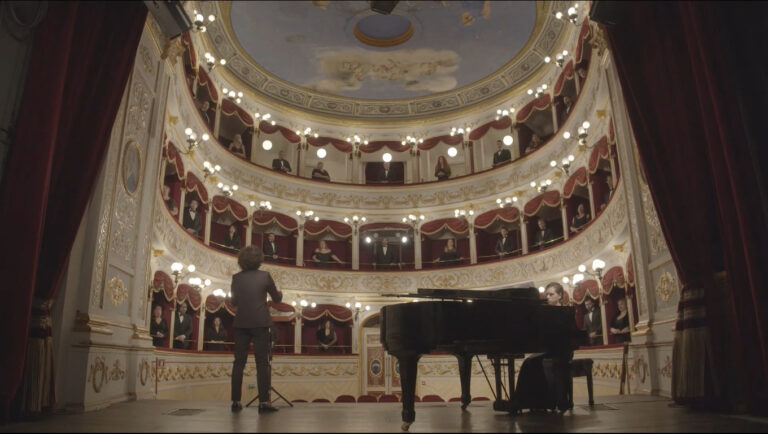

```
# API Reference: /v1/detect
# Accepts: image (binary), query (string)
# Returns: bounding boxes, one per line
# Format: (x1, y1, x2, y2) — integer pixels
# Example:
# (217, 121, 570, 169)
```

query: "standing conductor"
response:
(230, 245, 283, 413)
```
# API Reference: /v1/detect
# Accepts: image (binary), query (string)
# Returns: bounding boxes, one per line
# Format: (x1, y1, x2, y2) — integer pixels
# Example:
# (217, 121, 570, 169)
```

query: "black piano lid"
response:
(381, 286, 541, 302)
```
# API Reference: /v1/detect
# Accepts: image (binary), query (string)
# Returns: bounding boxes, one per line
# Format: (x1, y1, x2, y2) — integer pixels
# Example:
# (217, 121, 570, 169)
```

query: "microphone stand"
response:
(246, 330, 293, 408)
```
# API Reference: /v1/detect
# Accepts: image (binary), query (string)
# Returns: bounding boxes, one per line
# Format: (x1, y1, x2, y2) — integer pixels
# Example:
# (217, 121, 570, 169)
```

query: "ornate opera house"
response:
(1, 0, 766, 430)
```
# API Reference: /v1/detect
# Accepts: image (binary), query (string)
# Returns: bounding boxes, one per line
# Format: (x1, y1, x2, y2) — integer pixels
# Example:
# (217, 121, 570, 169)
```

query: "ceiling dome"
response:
(200, 1, 564, 121)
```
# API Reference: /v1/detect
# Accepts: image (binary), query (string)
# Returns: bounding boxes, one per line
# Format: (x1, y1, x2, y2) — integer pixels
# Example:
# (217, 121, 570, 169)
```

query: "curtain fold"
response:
(606, 1, 768, 414)
(0, 2, 146, 421)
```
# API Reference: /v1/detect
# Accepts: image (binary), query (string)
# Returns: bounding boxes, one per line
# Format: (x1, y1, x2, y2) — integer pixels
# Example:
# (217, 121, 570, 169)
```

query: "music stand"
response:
(246, 326, 293, 408)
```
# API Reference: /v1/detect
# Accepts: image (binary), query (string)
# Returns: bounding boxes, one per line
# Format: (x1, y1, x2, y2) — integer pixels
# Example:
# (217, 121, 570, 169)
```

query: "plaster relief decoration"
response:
(107, 276, 128, 307)
(655, 271, 678, 303)
(88, 356, 109, 393)
(305, 49, 459, 95)
(632, 354, 648, 384)
(640, 182, 666, 256)
(139, 358, 151, 386)
(122, 140, 142, 195)
(658, 355, 673, 379)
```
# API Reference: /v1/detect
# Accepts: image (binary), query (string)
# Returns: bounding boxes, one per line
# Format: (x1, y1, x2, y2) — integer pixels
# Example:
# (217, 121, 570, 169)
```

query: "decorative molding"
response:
(139, 358, 151, 386)
(88, 356, 109, 393)
(658, 355, 673, 379)
(655, 271, 677, 303)
(198, 1, 569, 121)
(107, 276, 128, 307)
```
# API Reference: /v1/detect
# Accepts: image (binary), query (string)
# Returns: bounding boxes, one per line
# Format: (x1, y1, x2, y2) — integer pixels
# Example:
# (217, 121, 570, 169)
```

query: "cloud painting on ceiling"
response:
(230, 1, 537, 100)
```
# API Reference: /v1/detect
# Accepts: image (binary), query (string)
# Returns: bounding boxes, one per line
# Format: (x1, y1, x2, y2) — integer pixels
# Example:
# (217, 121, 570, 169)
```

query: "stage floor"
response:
(3, 395, 767, 433)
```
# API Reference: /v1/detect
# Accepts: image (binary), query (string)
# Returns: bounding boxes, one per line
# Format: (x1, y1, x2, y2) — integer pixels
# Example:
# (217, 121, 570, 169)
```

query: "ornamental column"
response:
(468, 221, 477, 264)
(296, 223, 305, 266)
(197, 308, 206, 351)
(204, 205, 212, 245)
(245, 215, 253, 246)
(352, 225, 360, 270)
(414, 227, 422, 270)
(520, 218, 529, 255)
(561, 202, 570, 241)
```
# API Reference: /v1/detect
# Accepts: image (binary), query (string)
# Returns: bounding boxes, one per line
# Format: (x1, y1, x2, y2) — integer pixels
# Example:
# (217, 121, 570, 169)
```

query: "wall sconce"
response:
(554, 3, 581, 24)
(170, 262, 195, 285)
(527, 83, 549, 99)
(212, 288, 232, 298)
(494, 108, 515, 121)
(550, 155, 575, 175)
(579, 259, 606, 280)
(296, 210, 319, 223)
(449, 125, 473, 137)
(222, 87, 243, 104)
(187, 276, 211, 291)
(454, 208, 475, 219)
(202, 161, 221, 179)
(577, 120, 591, 147)
(204, 52, 226, 70)
(183, 128, 208, 153)
(344, 215, 367, 235)
(530, 179, 552, 193)
(216, 182, 238, 197)
(346, 301, 371, 321)
(192, 10, 215, 32)
(346, 135, 368, 158)
(249, 200, 272, 213)
(254, 112, 273, 125)
(543, 50, 570, 67)
(496, 196, 518, 208)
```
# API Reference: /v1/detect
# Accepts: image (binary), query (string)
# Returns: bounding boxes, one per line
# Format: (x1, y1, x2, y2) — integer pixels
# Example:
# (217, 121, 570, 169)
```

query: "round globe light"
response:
(503, 135, 514, 146)
(262, 140, 272, 150)
(317, 148, 327, 159)
(382, 152, 392, 162)
(447, 147, 458, 158)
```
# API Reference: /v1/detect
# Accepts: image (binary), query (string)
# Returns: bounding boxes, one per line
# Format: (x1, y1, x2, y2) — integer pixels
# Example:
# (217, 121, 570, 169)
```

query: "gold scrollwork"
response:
(108, 276, 128, 307)
(89, 356, 108, 393)
(656, 271, 677, 302)
(632, 354, 649, 384)
(139, 359, 150, 386)
(658, 355, 673, 379)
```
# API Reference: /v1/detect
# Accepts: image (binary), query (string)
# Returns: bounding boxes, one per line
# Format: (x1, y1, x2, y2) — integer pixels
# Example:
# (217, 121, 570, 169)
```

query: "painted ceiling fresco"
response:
(229, 1, 537, 100)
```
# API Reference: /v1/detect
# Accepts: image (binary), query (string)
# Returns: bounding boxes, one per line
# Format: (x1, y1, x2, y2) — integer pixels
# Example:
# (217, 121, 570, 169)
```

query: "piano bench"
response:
(570, 358, 594, 406)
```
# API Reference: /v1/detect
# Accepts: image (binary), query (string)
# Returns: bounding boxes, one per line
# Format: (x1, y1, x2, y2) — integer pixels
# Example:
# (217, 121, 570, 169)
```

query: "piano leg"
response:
(455, 353, 473, 410)
(397, 353, 421, 431)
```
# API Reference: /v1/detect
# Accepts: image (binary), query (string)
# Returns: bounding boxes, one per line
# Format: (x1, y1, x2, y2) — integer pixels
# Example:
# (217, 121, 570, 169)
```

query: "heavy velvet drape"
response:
(606, 1, 768, 414)
(0, 2, 147, 421)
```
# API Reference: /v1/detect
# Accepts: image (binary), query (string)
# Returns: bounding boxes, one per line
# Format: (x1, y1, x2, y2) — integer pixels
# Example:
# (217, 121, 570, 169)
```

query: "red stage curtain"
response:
(185, 171, 209, 204)
(152, 271, 175, 301)
(515, 94, 551, 123)
(607, 2, 768, 413)
(258, 121, 300, 143)
(304, 219, 352, 238)
(473, 208, 520, 229)
(220, 99, 254, 126)
(553, 60, 575, 97)
(252, 211, 298, 232)
(523, 191, 561, 216)
(574, 18, 591, 64)
(0, 2, 146, 421)
(468, 116, 512, 141)
(196, 67, 218, 101)
(163, 142, 185, 179)
(420, 218, 468, 236)
(211, 196, 248, 221)
(307, 136, 353, 153)
(563, 167, 588, 199)
(588, 136, 610, 173)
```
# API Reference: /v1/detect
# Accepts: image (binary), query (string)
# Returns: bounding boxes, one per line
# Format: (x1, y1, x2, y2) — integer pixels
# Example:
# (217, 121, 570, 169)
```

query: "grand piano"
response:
(380, 286, 582, 430)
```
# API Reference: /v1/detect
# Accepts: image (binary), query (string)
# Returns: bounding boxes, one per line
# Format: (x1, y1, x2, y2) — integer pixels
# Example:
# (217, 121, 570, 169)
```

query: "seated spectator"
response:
(182, 199, 202, 237)
(533, 218, 555, 250)
(316, 319, 337, 353)
(373, 237, 398, 270)
(173, 302, 193, 349)
(204, 316, 229, 351)
(560, 95, 574, 121)
(311, 161, 331, 181)
(262, 233, 279, 262)
(524, 134, 543, 155)
(162, 185, 178, 216)
(272, 150, 292, 173)
(610, 298, 632, 343)
(196, 100, 211, 126)
(149, 305, 168, 347)
(577, 66, 588, 81)
(494, 227, 515, 258)
(582, 298, 603, 346)
(492, 139, 512, 167)
(570, 203, 591, 233)
(379, 161, 395, 183)
(222, 224, 242, 251)
(312, 240, 343, 268)
(228, 134, 246, 158)
(434, 156, 451, 181)
(433, 238, 461, 266)
(600, 174, 614, 211)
